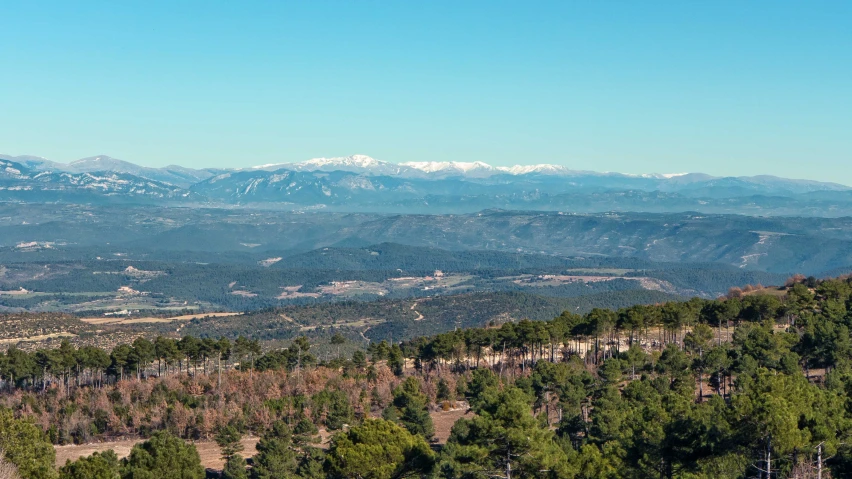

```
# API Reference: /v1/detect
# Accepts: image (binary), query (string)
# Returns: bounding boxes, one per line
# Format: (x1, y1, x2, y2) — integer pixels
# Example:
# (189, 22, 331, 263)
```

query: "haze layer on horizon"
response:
(2, 1, 850, 183)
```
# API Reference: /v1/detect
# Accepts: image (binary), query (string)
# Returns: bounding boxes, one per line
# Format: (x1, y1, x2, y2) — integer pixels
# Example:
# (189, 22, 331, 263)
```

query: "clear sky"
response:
(1, 1, 850, 182)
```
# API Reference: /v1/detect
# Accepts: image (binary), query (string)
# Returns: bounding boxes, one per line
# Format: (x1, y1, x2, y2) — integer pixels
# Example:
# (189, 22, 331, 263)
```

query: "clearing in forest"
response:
(80, 312, 241, 325)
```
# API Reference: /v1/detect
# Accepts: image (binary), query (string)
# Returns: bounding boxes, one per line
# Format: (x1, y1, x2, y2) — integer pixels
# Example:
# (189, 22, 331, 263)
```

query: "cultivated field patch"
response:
(80, 312, 241, 325)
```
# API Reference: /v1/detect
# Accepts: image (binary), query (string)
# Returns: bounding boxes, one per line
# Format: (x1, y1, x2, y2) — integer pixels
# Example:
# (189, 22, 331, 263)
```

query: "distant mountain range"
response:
(2, 153, 851, 216)
(2, 155, 220, 188)
(0, 157, 200, 202)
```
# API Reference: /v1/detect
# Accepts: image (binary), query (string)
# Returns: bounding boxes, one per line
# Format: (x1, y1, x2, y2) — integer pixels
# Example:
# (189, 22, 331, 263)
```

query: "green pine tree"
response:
(251, 421, 298, 479)
(59, 451, 120, 479)
(326, 419, 435, 479)
(121, 431, 204, 479)
(221, 454, 248, 479)
(0, 408, 57, 479)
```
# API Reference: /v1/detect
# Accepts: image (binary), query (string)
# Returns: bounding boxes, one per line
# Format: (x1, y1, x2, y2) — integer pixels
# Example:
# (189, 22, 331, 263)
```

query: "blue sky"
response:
(1, 1, 850, 182)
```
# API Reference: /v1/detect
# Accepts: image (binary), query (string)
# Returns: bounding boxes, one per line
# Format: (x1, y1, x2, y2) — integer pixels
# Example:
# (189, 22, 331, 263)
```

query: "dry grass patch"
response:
(431, 405, 473, 444)
(81, 312, 241, 325)
(0, 332, 77, 344)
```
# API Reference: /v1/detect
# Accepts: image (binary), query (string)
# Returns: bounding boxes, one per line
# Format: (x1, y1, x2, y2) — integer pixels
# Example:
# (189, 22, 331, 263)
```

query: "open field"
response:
(742, 286, 788, 298)
(80, 312, 242, 325)
(564, 268, 635, 276)
(0, 288, 31, 295)
(510, 274, 635, 286)
(299, 316, 387, 332)
(0, 291, 114, 298)
(0, 332, 77, 344)
(315, 274, 475, 298)
(64, 300, 206, 314)
(431, 406, 473, 444)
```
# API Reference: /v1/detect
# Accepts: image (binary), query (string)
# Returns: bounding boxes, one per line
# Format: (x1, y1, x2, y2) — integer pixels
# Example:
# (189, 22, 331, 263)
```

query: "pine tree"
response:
(59, 450, 120, 479)
(215, 425, 244, 461)
(251, 421, 298, 479)
(327, 419, 435, 479)
(121, 431, 204, 479)
(384, 377, 434, 439)
(440, 386, 572, 479)
(0, 408, 57, 479)
(221, 455, 248, 479)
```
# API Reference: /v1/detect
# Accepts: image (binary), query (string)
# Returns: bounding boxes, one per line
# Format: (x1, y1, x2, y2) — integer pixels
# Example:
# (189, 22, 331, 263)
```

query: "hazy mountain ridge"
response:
(1, 154, 219, 188)
(250, 155, 852, 192)
(2, 154, 852, 216)
(5, 153, 848, 190)
(0, 157, 201, 202)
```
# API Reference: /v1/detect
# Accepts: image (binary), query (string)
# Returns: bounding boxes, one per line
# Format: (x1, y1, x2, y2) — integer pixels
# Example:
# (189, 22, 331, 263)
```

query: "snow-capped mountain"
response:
(252, 156, 588, 179)
(3, 153, 851, 214)
(0, 155, 67, 172)
(68, 155, 143, 172)
(7, 153, 850, 192)
(495, 164, 579, 176)
(399, 161, 501, 178)
(399, 160, 596, 178)
(0, 154, 218, 188)
(246, 155, 852, 194)
(65, 155, 220, 187)
(252, 155, 416, 177)
(248, 155, 723, 181)
(0, 157, 201, 203)
(0, 159, 28, 179)
(191, 169, 438, 205)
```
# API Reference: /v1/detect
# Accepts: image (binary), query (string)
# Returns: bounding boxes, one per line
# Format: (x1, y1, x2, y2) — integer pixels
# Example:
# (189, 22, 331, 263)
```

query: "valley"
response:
(0, 199, 838, 362)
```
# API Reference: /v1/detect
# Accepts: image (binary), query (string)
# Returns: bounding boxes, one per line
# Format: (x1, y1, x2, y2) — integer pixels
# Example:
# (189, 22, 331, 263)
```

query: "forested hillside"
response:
(4, 204, 852, 275)
(170, 290, 683, 343)
(2, 275, 852, 477)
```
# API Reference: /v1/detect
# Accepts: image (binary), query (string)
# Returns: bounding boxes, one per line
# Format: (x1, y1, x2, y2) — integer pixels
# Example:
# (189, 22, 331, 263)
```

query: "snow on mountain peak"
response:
(251, 155, 386, 171)
(251, 156, 703, 180)
(400, 161, 495, 174)
(70, 155, 118, 165)
(496, 164, 572, 175)
(302, 155, 382, 168)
